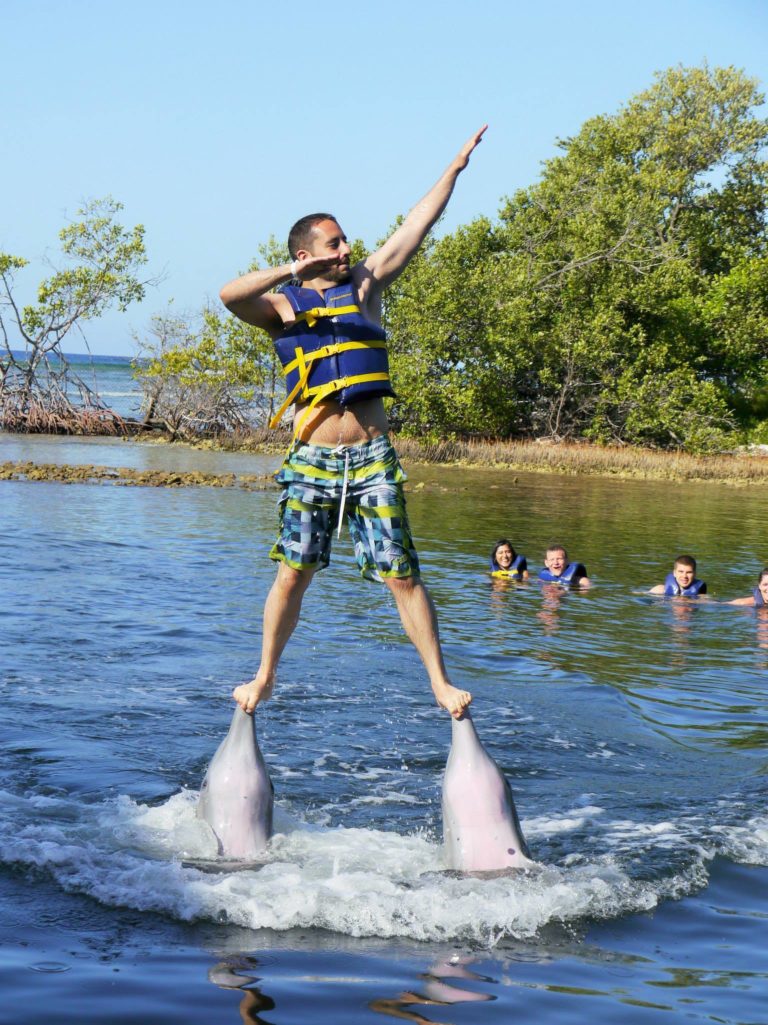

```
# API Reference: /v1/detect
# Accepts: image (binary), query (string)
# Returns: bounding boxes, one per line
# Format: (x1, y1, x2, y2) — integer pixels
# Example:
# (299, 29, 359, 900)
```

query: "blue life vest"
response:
(490, 554, 527, 579)
(663, 573, 707, 596)
(270, 282, 394, 433)
(538, 562, 587, 585)
(754, 587, 765, 607)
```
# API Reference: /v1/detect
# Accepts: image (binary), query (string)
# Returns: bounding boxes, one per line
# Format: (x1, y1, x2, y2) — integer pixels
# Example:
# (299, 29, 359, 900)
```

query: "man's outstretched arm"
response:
(362, 125, 487, 289)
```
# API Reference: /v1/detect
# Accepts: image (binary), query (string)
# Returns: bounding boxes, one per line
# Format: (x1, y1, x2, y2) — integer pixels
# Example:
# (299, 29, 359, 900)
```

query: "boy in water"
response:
(649, 555, 707, 596)
(538, 545, 591, 588)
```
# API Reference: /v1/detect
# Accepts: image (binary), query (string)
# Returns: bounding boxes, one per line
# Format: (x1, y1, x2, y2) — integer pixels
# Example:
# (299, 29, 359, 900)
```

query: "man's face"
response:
(545, 549, 567, 575)
(495, 545, 513, 569)
(303, 219, 352, 281)
(673, 563, 695, 589)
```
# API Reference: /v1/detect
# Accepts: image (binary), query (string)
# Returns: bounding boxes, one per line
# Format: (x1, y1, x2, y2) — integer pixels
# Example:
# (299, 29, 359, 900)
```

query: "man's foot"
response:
(232, 676, 274, 715)
(433, 680, 472, 719)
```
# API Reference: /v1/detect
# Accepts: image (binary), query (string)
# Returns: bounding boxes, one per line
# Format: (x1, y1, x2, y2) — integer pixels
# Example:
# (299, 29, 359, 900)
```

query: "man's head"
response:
(544, 545, 568, 575)
(288, 214, 351, 282)
(673, 555, 697, 590)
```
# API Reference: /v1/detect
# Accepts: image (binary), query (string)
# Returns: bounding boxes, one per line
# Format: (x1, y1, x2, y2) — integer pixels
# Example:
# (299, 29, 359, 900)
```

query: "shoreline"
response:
(2, 432, 768, 487)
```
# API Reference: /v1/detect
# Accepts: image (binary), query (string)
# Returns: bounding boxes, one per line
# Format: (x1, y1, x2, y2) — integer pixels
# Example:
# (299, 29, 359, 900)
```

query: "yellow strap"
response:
(293, 304, 360, 329)
(269, 341, 388, 430)
(281, 340, 386, 379)
(292, 373, 390, 439)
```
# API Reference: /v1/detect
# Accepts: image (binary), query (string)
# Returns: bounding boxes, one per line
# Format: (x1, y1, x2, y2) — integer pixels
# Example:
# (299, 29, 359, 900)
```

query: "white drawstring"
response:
(333, 446, 350, 538)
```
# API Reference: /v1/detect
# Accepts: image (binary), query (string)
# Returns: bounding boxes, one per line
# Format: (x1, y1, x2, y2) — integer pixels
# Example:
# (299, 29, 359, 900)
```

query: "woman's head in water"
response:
(491, 539, 516, 570)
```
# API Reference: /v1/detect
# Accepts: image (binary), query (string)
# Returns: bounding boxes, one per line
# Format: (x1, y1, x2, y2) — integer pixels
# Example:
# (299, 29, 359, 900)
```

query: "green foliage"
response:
(18, 197, 147, 339)
(1, 197, 149, 430)
(383, 64, 768, 452)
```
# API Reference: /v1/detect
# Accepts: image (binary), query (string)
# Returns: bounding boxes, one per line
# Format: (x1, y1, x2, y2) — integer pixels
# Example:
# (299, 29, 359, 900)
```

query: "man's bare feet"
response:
(232, 676, 274, 715)
(433, 680, 472, 719)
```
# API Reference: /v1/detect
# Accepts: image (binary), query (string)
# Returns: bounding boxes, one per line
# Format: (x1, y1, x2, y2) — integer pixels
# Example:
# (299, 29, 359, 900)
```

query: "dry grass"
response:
(158, 431, 768, 484)
(6, 426, 766, 487)
(390, 436, 768, 485)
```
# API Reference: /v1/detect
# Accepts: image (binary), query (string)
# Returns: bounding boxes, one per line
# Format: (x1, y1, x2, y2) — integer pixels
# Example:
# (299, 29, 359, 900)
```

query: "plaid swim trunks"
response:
(270, 434, 421, 582)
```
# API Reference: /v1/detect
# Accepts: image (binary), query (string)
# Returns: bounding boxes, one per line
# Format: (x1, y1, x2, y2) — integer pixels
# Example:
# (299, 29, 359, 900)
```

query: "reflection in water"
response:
(371, 956, 492, 1023)
(209, 952, 493, 1025)
(488, 575, 528, 623)
(755, 608, 768, 670)
(666, 598, 695, 667)
(209, 957, 276, 1025)
(536, 583, 565, 637)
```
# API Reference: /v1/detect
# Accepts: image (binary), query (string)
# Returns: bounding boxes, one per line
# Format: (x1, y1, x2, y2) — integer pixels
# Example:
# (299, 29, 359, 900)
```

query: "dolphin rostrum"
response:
(442, 711, 534, 871)
(197, 706, 273, 859)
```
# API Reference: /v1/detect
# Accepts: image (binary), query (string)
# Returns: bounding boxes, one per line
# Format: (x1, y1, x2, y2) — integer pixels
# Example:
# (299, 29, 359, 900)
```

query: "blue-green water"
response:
(1, 434, 767, 1024)
(6, 352, 144, 419)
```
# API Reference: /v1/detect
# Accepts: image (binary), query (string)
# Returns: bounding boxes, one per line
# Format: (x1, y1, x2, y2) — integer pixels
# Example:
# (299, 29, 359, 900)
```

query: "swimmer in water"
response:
(649, 555, 707, 597)
(726, 567, 768, 607)
(489, 539, 529, 579)
(538, 544, 591, 588)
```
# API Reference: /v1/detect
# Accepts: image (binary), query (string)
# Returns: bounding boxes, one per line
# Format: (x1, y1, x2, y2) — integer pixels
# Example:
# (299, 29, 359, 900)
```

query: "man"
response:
(220, 126, 486, 719)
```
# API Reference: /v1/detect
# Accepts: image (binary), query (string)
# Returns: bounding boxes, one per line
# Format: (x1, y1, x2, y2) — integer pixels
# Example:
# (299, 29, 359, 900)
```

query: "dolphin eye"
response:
(507, 848, 516, 855)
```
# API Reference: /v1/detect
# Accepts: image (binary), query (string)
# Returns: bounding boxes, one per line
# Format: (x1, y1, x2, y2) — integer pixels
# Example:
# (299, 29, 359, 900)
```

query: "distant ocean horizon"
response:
(7, 348, 144, 417)
(9, 348, 135, 366)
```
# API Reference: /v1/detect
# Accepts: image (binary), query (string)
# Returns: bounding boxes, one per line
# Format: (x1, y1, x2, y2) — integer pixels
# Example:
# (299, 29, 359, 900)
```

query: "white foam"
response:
(524, 806, 606, 837)
(714, 815, 768, 865)
(0, 788, 719, 946)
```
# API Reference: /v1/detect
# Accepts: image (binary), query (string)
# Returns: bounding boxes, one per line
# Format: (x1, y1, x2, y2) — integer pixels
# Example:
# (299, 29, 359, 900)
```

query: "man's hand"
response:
(293, 253, 350, 280)
(454, 124, 488, 173)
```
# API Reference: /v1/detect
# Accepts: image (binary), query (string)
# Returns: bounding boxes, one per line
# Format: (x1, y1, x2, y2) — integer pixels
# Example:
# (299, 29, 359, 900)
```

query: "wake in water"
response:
(2, 787, 766, 948)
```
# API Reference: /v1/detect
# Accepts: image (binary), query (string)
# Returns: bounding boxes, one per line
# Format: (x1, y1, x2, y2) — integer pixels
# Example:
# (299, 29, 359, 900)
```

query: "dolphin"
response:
(442, 711, 534, 871)
(197, 706, 273, 859)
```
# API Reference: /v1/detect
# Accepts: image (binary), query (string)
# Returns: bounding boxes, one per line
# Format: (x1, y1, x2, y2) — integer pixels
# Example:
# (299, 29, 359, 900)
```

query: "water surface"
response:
(1, 436, 767, 1023)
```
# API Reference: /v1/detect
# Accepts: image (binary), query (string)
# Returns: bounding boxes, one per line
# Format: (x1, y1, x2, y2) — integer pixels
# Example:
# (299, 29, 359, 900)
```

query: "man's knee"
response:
(384, 574, 423, 598)
(274, 560, 316, 595)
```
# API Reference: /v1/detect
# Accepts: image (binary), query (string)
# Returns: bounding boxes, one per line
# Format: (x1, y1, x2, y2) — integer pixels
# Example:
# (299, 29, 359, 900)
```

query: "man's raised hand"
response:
(455, 124, 488, 172)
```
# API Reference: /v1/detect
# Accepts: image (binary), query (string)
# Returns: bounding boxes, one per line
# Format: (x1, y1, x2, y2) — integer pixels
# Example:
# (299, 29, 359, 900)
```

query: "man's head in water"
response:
(544, 545, 568, 577)
(673, 555, 697, 591)
(288, 213, 351, 283)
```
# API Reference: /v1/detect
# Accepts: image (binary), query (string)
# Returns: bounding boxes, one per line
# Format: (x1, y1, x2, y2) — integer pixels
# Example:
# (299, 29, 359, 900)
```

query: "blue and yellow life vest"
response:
(270, 282, 395, 436)
(663, 573, 707, 597)
(490, 554, 527, 579)
(538, 562, 587, 586)
(754, 587, 765, 607)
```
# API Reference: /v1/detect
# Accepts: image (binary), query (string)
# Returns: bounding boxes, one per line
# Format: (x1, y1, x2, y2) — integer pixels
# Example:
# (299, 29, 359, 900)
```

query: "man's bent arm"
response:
(221, 251, 356, 332)
(220, 264, 294, 332)
(363, 125, 487, 289)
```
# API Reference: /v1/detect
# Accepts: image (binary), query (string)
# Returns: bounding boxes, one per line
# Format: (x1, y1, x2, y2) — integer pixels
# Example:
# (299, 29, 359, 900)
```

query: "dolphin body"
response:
(442, 711, 534, 871)
(197, 707, 273, 858)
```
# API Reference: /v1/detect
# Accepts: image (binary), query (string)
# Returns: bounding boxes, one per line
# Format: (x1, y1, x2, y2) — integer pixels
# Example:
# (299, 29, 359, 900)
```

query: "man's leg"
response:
(233, 561, 315, 714)
(384, 575, 471, 719)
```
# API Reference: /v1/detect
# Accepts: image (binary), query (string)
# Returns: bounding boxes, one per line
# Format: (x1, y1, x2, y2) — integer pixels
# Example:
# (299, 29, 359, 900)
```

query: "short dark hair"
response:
(288, 213, 338, 259)
(545, 543, 567, 559)
(674, 554, 697, 571)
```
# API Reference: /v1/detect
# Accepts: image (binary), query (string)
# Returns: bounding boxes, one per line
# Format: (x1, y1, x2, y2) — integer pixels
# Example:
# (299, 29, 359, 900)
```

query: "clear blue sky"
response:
(3, 0, 767, 355)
